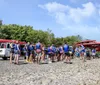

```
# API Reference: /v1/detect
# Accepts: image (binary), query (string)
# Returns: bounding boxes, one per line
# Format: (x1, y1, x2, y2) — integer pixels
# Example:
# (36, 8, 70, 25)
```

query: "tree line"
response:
(0, 20, 82, 46)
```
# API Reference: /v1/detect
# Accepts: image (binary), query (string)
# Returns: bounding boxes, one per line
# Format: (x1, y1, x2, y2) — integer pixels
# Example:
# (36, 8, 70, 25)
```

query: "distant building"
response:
(75, 40, 100, 51)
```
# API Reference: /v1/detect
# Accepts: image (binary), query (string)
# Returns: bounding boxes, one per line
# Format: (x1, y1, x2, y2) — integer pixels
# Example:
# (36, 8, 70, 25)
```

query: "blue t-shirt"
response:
(75, 47, 79, 52)
(29, 45, 34, 51)
(81, 45, 85, 52)
(92, 49, 96, 53)
(26, 45, 30, 52)
(14, 44, 20, 51)
(63, 44, 69, 53)
(44, 48, 48, 54)
(59, 47, 63, 52)
(36, 43, 41, 49)
(52, 46, 56, 53)
(47, 47, 54, 54)
(47, 47, 50, 53)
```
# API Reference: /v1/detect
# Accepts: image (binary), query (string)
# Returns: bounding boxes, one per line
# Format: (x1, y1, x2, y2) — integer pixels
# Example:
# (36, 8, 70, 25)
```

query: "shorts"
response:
(26, 52, 30, 57)
(92, 53, 96, 56)
(48, 53, 55, 57)
(14, 50, 19, 54)
(10, 48, 14, 53)
(65, 52, 70, 56)
(81, 50, 85, 54)
(86, 52, 90, 57)
(30, 50, 34, 54)
(36, 53, 42, 58)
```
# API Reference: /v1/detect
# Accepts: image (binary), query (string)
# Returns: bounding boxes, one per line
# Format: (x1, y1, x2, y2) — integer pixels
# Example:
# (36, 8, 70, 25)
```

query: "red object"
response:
(75, 40, 100, 51)
(0, 39, 26, 45)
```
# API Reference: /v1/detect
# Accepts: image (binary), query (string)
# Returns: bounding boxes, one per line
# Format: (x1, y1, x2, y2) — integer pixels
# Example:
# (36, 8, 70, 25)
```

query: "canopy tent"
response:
(76, 40, 96, 44)
(75, 40, 100, 51)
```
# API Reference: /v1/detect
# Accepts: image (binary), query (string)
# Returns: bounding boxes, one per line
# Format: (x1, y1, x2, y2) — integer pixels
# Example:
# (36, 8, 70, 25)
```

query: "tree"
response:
(0, 22, 82, 46)
(0, 20, 2, 26)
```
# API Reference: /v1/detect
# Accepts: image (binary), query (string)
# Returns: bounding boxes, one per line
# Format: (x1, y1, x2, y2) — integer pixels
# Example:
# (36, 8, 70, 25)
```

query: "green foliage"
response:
(0, 23, 82, 46)
(0, 20, 2, 26)
(54, 36, 81, 46)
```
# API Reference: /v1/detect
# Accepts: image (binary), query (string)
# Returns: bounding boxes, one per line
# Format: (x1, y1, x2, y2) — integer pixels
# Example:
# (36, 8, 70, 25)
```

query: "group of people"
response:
(75, 45, 97, 61)
(9, 41, 97, 65)
(10, 41, 73, 64)
(23, 41, 72, 64)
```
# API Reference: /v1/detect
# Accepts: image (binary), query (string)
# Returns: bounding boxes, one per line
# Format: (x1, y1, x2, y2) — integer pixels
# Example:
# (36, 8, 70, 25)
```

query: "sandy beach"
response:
(0, 58, 100, 85)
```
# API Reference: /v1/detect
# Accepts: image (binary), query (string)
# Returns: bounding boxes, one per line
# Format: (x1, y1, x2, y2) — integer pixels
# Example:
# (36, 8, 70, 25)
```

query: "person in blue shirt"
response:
(51, 44, 56, 62)
(63, 42, 71, 64)
(80, 44, 86, 62)
(29, 43, 35, 63)
(10, 42, 15, 64)
(86, 48, 91, 60)
(92, 48, 96, 59)
(25, 42, 30, 62)
(47, 45, 51, 57)
(14, 41, 20, 65)
(58, 45, 64, 61)
(35, 41, 42, 64)
(47, 45, 54, 63)
(75, 46, 80, 57)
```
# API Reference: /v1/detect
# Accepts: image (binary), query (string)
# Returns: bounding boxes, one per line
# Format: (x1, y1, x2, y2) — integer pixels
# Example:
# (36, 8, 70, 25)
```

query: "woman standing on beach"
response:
(92, 48, 96, 59)
(25, 42, 30, 62)
(29, 43, 35, 63)
(41, 44, 45, 63)
(10, 42, 14, 64)
(58, 45, 64, 61)
(51, 44, 56, 62)
(36, 41, 42, 64)
(80, 44, 86, 62)
(14, 41, 20, 65)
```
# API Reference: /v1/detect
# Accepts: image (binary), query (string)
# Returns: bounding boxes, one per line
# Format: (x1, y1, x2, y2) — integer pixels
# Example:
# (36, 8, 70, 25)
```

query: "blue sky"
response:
(0, 0, 100, 41)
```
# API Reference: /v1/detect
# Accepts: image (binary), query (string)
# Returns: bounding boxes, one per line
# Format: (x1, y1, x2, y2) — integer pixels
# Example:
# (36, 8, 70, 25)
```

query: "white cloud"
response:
(38, 2, 100, 40)
(38, 2, 68, 13)
(69, 2, 96, 23)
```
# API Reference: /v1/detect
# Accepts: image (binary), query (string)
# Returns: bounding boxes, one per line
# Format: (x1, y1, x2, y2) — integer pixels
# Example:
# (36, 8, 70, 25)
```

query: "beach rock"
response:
(0, 58, 100, 85)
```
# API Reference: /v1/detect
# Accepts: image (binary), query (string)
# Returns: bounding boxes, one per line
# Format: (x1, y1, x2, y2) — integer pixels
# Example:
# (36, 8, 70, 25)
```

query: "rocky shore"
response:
(0, 58, 100, 85)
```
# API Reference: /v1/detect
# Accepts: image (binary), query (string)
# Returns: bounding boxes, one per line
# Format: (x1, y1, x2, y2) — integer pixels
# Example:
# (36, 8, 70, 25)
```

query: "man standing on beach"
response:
(36, 41, 42, 64)
(26, 42, 30, 62)
(63, 42, 71, 64)
(51, 44, 56, 62)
